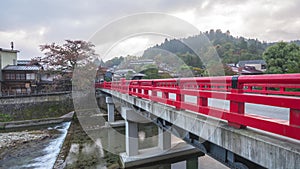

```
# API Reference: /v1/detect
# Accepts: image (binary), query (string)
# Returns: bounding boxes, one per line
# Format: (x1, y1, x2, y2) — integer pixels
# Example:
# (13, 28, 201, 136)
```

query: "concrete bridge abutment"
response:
(119, 106, 202, 168)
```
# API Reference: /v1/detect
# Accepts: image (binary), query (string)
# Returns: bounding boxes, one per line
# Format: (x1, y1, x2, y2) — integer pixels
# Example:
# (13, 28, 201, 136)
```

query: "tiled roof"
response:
(17, 60, 31, 65)
(237, 60, 266, 66)
(2, 65, 40, 71)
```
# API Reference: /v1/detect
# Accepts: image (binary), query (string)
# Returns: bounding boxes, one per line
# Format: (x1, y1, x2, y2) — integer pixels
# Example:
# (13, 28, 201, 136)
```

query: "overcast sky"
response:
(0, 0, 299, 60)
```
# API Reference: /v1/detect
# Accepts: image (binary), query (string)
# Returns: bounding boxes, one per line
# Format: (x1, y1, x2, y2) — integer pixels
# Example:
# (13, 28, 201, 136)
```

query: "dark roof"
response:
(17, 60, 31, 65)
(237, 60, 266, 66)
(131, 73, 146, 80)
(0, 48, 19, 53)
(3, 65, 40, 71)
(241, 66, 263, 75)
(231, 66, 263, 75)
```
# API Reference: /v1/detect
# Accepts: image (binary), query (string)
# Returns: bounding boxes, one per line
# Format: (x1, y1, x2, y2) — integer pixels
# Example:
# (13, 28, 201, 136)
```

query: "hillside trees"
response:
(263, 42, 300, 74)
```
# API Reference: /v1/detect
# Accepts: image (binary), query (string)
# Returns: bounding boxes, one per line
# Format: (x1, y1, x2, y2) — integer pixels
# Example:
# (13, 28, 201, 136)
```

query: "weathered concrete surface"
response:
(104, 120, 126, 128)
(121, 107, 150, 123)
(102, 89, 300, 169)
(119, 142, 202, 168)
(0, 93, 73, 121)
(0, 111, 74, 129)
(0, 92, 71, 105)
(106, 97, 115, 122)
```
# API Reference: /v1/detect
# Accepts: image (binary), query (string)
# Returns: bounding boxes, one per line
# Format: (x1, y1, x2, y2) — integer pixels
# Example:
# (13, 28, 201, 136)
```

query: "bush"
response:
(0, 113, 12, 122)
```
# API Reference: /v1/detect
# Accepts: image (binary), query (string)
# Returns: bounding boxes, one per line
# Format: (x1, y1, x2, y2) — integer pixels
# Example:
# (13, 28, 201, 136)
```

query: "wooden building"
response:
(1, 65, 41, 95)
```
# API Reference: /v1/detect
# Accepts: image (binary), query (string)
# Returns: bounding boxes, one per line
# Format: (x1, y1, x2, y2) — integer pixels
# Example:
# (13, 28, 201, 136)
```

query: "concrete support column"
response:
(126, 120, 139, 156)
(106, 97, 115, 122)
(158, 127, 171, 150)
(186, 157, 198, 169)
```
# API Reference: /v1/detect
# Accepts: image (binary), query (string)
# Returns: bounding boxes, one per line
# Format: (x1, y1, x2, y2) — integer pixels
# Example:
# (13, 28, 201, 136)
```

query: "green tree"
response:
(263, 42, 300, 74)
(104, 56, 124, 67)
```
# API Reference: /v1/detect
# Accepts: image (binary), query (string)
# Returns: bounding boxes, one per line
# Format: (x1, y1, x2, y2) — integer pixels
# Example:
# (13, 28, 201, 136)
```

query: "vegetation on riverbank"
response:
(54, 114, 120, 169)
(0, 113, 12, 122)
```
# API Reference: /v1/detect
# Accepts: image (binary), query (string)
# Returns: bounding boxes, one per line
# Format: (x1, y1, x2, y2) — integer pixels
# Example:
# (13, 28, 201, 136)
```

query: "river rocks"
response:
(0, 130, 50, 150)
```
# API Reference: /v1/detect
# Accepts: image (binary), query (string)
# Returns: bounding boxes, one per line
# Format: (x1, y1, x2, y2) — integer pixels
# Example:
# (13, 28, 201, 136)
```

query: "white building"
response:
(0, 47, 19, 95)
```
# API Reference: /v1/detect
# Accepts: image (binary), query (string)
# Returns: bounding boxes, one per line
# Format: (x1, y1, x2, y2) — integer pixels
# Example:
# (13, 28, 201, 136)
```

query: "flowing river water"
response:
(0, 122, 71, 169)
(0, 116, 228, 169)
(62, 116, 228, 169)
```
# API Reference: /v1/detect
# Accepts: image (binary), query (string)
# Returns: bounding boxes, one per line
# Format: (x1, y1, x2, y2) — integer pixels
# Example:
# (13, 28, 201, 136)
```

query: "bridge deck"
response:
(101, 89, 300, 169)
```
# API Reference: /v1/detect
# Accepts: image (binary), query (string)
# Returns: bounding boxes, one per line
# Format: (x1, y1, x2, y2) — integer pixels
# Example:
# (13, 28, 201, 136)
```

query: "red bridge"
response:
(96, 73, 300, 140)
(96, 73, 300, 168)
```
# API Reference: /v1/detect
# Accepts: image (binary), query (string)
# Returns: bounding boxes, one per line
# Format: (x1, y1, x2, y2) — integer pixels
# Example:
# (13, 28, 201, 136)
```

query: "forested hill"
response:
(291, 40, 300, 46)
(142, 29, 271, 66)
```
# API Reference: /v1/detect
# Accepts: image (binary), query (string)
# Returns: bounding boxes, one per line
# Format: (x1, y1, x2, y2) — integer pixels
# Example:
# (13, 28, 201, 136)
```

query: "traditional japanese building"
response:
(1, 64, 41, 95)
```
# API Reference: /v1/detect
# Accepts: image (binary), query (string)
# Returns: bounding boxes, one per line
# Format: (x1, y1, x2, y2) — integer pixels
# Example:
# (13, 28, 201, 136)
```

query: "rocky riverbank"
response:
(0, 122, 71, 168)
(0, 130, 50, 149)
(0, 130, 50, 158)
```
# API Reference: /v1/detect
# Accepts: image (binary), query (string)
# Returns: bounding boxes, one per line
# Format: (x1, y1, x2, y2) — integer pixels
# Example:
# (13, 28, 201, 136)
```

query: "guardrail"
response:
(0, 91, 71, 99)
(95, 73, 300, 140)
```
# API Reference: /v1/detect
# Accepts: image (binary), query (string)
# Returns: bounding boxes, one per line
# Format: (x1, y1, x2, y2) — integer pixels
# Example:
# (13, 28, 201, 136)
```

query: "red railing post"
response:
(198, 96, 208, 107)
(152, 81, 157, 97)
(229, 75, 246, 129)
(162, 91, 169, 99)
(290, 109, 300, 127)
(176, 79, 184, 109)
(144, 84, 149, 96)
(137, 81, 142, 97)
(121, 78, 126, 93)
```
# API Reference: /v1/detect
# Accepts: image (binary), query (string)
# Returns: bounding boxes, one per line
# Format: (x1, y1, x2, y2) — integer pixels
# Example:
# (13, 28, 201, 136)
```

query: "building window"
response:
(10, 74, 15, 80)
(5, 73, 10, 80)
(20, 74, 25, 80)
(16, 74, 21, 80)
(16, 88, 21, 94)
(15, 73, 25, 80)
(26, 73, 36, 80)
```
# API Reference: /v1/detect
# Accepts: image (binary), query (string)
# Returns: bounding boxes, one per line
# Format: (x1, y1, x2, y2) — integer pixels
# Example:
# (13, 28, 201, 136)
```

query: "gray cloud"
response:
(0, 0, 299, 59)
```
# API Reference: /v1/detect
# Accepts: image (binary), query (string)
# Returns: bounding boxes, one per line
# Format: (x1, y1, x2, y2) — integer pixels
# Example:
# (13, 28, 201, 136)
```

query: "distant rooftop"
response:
(130, 59, 155, 65)
(3, 65, 40, 71)
(0, 48, 19, 53)
(115, 69, 136, 74)
(17, 60, 31, 65)
(237, 60, 266, 66)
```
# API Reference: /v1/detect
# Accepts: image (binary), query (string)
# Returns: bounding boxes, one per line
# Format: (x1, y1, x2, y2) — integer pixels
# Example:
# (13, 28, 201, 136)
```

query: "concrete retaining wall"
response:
(0, 93, 73, 121)
(0, 111, 74, 129)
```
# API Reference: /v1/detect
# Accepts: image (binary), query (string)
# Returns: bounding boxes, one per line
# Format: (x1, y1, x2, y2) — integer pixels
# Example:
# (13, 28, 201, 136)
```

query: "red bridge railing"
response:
(95, 73, 300, 140)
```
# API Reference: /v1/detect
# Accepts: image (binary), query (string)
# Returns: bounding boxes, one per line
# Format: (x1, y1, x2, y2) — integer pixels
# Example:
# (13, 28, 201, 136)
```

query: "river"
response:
(0, 113, 228, 169)
(0, 122, 71, 169)
(61, 116, 228, 169)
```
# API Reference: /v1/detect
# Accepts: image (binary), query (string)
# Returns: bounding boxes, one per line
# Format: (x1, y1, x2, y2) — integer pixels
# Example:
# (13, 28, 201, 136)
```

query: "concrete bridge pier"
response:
(106, 97, 115, 122)
(125, 120, 138, 156)
(186, 156, 198, 169)
(105, 97, 125, 128)
(158, 127, 171, 150)
(119, 106, 201, 168)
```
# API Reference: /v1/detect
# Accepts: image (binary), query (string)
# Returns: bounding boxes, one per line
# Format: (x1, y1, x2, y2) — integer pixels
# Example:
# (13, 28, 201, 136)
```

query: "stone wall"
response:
(0, 93, 74, 121)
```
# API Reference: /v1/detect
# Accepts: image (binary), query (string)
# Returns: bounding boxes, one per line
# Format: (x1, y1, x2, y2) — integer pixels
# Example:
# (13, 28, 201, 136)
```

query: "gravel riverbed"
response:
(0, 130, 49, 150)
(0, 130, 50, 159)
